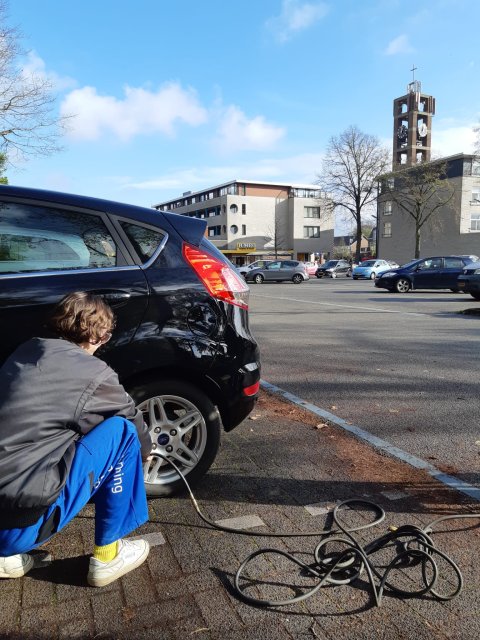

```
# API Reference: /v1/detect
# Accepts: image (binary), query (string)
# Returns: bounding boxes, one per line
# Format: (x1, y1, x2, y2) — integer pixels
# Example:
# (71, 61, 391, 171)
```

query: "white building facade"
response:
(154, 180, 334, 266)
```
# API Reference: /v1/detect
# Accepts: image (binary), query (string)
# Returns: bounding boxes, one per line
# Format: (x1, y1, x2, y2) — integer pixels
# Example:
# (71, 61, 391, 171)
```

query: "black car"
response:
(374, 255, 480, 293)
(457, 262, 480, 300)
(0, 185, 260, 496)
(315, 259, 352, 278)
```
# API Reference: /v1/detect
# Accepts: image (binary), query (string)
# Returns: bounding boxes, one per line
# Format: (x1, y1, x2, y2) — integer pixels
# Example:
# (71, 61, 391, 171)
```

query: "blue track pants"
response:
(0, 417, 148, 556)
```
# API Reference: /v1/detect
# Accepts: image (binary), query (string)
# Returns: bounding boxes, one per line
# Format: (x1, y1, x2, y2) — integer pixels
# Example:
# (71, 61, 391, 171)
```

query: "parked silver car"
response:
(245, 260, 309, 284)
(237, 259, 274, 277)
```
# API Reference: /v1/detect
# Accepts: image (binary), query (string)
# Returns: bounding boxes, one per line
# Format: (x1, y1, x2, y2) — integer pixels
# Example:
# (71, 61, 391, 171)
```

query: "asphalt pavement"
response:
(247, 278, 480, 491)
(1, 389, 479, 640)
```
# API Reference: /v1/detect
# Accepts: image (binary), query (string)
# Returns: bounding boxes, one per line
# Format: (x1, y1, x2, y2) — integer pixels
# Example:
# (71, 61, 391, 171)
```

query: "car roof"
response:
(0, 184, 207, 247)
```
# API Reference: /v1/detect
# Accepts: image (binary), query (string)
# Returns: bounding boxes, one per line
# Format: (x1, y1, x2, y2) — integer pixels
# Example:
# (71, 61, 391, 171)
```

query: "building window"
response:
(241, 224, 246, 235)
(303, 226, 320, 238)
(230, 204, 238, 214)
(383, 201, 392, 215)
(471, 189, 480, 203)
(230, 225, 238, 235)
(208, 226, 221, 237)
(242, 204, 246, 215)
(383, 222, 392, 237)
(220, 184, 237, 196)
(471, 213, 480, 231)
(304, 206, 320, 218)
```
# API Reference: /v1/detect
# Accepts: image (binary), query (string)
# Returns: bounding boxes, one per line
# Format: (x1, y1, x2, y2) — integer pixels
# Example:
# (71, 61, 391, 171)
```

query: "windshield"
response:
(400, 260, 419, 269)
(359, 260, 375, 267)
(322, 260, 337, 267)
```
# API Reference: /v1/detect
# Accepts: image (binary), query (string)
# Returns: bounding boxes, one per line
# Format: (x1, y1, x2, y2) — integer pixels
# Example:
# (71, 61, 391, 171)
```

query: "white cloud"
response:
(432, 124, 476, 157)
(20, 51, 76, 91)
(214, 105, 285, 153)
(125, 152, 324, 194)
(384, 34, 414, 55)
(60, 82, 208, 141)
(266, 0, 329, 43)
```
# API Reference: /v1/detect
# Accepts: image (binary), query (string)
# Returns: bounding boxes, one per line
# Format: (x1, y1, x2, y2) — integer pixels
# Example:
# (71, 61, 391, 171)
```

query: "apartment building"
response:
(153, 180, 334, 266)
(377, 154, 480, 263)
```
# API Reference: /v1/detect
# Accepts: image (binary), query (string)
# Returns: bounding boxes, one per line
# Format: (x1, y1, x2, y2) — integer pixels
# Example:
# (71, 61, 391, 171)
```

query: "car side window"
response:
(444, 258, 463, 269)
(268, 262, 281, 270)
(0, 201, 118, 274)
(120, 221, 165, 263)
(282, 261, 296, 268)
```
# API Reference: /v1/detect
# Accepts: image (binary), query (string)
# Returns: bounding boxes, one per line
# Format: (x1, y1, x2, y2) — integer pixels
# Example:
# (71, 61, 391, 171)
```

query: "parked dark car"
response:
(457, 262, 480, 300)
(374, 255, 480, 293)
(0, 185, 260, 496)
(315, 259, 352, 278)
(245, 260, 309, 284)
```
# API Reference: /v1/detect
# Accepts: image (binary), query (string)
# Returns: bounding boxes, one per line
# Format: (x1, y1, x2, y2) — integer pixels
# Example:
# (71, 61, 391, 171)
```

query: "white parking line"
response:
(251, 293, 427, 316)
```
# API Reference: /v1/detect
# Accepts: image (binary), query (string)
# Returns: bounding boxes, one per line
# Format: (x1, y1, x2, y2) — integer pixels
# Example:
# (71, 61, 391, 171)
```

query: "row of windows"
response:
(208, 225, 322, 239)
(0, 203, 163, 275)
(187, 203, 247, 219)
(208, 224, 248, 237)
(383, 213, 480, 237)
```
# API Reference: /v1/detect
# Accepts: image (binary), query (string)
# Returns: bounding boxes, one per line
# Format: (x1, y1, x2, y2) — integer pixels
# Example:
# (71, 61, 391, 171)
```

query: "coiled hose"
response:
(154, 454, 480, 609)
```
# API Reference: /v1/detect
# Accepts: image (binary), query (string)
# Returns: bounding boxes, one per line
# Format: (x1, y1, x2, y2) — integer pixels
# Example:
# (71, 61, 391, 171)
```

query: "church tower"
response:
(393, 69, 435, 167)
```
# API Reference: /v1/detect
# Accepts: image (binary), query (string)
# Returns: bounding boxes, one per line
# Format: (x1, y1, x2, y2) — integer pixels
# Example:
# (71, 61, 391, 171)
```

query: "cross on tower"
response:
(410, 64, 417, 81)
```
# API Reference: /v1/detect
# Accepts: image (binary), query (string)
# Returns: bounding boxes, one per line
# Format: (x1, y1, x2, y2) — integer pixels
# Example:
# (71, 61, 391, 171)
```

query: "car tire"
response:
(253, 274, 264, 284)
(370, 272, 376, 280)
(316, 274, 322, 278)
(470, 292, 480, 300)
(128, 379, 221, 497)
(347, 270, 352, 277)
(331, 273, 336, 279)
(292, 274, 303, 284)
(395, 278, 411, 293)
(352, 276, 358, 280)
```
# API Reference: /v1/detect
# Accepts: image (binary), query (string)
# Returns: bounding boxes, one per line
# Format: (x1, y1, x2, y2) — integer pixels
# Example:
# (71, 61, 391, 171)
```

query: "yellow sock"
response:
(93, 541, 118, 562)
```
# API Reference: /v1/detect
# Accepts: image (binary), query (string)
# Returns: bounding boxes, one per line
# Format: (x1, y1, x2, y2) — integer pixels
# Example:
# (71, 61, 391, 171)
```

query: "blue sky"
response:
(6, 0, 480, 212)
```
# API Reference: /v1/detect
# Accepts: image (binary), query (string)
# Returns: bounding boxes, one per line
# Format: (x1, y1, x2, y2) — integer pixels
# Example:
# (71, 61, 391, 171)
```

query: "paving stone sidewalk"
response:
(1, 390, 479, 640)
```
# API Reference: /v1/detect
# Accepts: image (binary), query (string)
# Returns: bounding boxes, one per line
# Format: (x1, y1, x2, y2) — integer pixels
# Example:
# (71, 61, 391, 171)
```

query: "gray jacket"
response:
(0, 338, 152, 528)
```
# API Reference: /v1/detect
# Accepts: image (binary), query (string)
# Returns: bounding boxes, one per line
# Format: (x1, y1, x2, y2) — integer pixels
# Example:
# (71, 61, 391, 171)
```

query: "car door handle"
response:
(103, 292, 131, 301)
(90, 290, 132, 307)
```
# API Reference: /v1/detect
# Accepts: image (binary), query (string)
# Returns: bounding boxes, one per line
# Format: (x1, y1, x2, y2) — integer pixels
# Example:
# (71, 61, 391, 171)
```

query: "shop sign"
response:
(236, 242, 256, 251)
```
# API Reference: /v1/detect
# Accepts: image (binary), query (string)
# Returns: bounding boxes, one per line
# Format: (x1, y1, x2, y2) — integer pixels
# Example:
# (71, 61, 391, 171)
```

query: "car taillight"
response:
(183, 243, 250, 309)
(243, 381, 260, 396)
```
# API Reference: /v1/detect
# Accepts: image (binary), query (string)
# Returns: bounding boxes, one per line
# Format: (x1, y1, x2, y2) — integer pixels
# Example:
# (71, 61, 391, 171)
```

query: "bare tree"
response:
(383, 160, 455, 258)
(317, 125, 390, 263)
(0, 0, 68, 162)
(263, 216, 286, 259)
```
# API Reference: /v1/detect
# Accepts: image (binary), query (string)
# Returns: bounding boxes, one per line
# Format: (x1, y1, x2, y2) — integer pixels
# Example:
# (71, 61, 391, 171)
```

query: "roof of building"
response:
(153, 179, 322, 208)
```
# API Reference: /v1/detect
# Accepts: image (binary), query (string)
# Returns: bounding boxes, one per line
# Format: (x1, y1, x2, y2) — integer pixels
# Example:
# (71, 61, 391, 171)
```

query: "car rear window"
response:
(120, 222, 165, 263)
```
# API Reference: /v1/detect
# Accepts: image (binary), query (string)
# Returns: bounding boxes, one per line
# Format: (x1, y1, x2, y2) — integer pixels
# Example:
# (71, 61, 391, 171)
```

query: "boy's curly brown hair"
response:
(49, 292, 115, 345)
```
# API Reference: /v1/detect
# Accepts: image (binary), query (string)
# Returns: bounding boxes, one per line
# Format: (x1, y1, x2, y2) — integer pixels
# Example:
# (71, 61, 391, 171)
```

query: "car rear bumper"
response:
(457, 276, 480, 292)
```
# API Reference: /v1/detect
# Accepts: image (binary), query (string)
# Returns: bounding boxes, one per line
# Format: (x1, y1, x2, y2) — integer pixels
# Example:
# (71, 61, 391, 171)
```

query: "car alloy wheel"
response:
(254, 274, 264, 284)
(129, 380, 221, 497)
(292, 274, 303, 284)
(370, 272, 376, 280)
(395, 278, 411, 293)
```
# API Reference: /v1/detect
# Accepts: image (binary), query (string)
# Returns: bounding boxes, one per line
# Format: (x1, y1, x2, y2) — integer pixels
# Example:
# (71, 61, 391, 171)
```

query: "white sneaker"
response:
(0, 554, 35, 579)
(87, 538, 150, 587)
